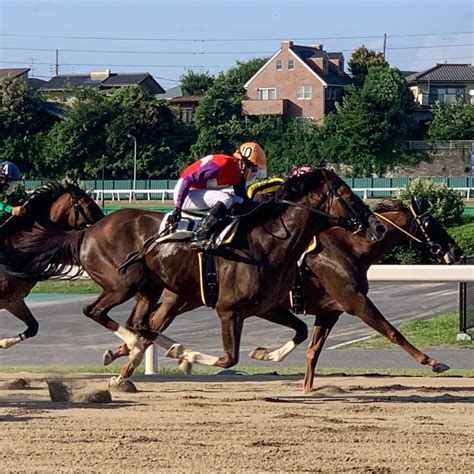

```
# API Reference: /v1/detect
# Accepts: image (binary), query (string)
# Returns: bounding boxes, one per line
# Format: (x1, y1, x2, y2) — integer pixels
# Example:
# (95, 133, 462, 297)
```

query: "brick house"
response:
(242, 41, 351, 123)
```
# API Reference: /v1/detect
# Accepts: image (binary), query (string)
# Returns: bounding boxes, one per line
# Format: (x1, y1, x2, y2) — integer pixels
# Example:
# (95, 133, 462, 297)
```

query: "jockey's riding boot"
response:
(190, 202, 228, 250)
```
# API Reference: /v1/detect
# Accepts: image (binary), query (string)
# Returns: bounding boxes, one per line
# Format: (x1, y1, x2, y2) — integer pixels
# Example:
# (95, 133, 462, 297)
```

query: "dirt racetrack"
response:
(0, 373, 473, 473)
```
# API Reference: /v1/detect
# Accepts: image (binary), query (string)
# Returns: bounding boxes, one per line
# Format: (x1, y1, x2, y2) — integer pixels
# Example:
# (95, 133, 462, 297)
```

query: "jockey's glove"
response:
(170, 207, 182, 224)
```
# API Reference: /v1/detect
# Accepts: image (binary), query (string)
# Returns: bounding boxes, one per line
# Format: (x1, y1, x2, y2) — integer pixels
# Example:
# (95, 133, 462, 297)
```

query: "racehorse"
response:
(0, 170, 386, 386)
(104, 196, 463, 388)
(0, 182, 104, 349)
(301, 197, 463, 392)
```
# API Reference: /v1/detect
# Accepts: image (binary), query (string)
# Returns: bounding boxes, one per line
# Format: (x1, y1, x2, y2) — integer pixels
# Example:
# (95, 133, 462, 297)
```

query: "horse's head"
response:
(25, 182, 104, 230)
(279, 169, 387, 242)
(409, 197, 463, 264)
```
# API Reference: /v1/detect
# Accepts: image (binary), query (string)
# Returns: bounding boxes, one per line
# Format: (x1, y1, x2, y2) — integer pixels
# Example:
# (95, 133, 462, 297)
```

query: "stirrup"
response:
(188, 237, 215, 251)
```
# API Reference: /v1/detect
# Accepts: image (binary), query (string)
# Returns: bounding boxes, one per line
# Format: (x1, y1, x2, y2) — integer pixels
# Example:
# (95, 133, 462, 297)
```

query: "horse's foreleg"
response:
(0, 300, 39, 349)
(303, 311, 341, 393)
(343, 294, 449, 373)
(103, 285, 163, 366)
(84, 290, 144, 364)
(249, 305, 308, 362)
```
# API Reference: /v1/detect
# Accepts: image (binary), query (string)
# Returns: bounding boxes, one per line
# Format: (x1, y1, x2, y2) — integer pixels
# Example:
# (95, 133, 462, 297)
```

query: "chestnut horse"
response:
(105, 197, 462, 387)
(0, 170, 385, 386)
(0, 182, 104, 349)
(301, 197, 463, 392)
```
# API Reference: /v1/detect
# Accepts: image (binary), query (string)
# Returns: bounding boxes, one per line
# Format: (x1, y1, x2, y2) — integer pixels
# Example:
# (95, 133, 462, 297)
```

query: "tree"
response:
(180, 70, 214, 95)
(0, 78, 55, 175)
(348, 46, 389, 87)
(319, 66, 418, 176)
(192, 57, 267, 156)
(428, 101, 474, 140)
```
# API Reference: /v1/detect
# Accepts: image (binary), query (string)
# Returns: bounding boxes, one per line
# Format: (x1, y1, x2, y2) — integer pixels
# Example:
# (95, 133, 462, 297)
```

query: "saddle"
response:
(156, 210, 240, 249)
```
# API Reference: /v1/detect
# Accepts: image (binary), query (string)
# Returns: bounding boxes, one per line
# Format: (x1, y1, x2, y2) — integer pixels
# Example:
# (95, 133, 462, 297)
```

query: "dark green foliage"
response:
(428, 102, 474, 140)
(398, 178, 464, 226)
(348, 46, 389, 87)
(448, 222, 474, 256)
(180, 70, 215, 95)
(319, 66, 419, 176)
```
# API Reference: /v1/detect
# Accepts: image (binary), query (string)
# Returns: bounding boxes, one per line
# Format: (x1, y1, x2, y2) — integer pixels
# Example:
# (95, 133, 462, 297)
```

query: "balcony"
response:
(241, 99, 290, 116)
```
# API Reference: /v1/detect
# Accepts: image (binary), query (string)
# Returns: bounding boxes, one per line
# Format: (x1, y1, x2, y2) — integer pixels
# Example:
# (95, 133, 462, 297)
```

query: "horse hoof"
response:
(103, 350, 114, 366)
(108, 377, 137, 393)
(249, 347, 268, 360)
(433, 363, 450, 373)
(179, 359, 193, 374)
(165, 343, 185, 359)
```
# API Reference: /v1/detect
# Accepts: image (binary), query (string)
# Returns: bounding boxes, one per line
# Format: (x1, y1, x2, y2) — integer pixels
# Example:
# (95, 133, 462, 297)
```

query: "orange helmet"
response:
(233, 142, 267, 170)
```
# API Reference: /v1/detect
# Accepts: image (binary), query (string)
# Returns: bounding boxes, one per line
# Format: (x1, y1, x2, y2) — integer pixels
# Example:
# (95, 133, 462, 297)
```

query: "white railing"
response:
(91, 186, 474, 203)
(143, 264, 474, 374)
(93, 189, 172, 203)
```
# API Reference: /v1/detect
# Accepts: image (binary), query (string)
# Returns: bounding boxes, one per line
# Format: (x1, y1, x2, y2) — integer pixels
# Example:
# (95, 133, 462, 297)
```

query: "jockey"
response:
(0, 161, 25, 217)
(172, 142, 267, 249)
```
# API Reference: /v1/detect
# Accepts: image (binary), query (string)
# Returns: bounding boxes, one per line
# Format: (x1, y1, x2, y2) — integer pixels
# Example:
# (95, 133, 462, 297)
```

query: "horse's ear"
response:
(411, 196, 429, 214)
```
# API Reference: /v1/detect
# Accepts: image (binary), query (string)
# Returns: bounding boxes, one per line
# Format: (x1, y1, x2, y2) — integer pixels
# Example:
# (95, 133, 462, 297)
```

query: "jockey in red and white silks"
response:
(173, 154, 247, 211)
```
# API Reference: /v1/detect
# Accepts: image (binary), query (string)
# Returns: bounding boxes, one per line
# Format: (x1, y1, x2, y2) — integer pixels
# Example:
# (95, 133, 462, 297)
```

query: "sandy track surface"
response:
(0, 373, 473, 473)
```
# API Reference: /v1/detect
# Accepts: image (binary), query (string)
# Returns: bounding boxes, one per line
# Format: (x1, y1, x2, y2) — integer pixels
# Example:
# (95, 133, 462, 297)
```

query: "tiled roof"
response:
(40, 72, 164, 93)
(406, 64, 474, 83)
(0, 67, 30, 78)
(291, 45, 351, 86)
(169, 95, 203, 104)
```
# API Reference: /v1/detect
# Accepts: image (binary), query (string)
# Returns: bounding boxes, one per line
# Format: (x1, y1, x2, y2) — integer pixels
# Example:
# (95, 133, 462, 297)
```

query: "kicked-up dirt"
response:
(0, 373, 473, 472)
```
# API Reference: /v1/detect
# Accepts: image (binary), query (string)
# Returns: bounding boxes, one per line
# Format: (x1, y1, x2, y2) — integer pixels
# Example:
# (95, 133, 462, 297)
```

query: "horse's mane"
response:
(240, 169, 336, 229)
(374, 199, 407, 214)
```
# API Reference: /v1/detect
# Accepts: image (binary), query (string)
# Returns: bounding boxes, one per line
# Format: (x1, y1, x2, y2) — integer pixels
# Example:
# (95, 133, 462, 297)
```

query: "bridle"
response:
(276, 177, 370, 232)
(66, 190, 95, 228)
(374, 205, 443, 256)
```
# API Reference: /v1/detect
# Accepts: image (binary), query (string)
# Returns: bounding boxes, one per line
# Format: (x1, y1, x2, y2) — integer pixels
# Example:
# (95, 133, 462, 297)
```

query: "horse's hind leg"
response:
(249, 305, 308, 362)
(343, 293, 449, 373)
(0, 300, 39, 349)
(303, 311, 341, 393)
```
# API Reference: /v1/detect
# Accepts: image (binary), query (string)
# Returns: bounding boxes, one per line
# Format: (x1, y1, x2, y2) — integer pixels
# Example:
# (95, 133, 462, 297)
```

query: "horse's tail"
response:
(0, 229, 86, 281)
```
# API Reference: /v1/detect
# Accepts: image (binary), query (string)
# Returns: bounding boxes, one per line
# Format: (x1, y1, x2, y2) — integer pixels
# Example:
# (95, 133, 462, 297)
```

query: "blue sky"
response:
(0, 0, 472, 89)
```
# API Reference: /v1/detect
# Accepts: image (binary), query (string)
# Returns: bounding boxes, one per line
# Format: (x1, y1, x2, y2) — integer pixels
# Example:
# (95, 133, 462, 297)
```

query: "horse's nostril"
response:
(376, 224, 387, 235)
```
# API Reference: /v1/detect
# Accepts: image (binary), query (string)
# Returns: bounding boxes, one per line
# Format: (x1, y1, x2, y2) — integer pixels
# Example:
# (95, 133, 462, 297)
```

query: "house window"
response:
(180, 107, 194, 123)
(327, 87, 337, 100)
(297, 86, 312, 99)
(259, 88, 276, 100)
(288, 59, 294, 70)
(429, 86, 465, 105)
(276, 60, 283, 70)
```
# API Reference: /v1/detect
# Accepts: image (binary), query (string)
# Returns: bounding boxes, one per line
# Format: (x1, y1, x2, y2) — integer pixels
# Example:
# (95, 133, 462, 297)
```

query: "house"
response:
(406, 64, 474, 107)
(156, 86, 203, 123)
(242, 41, 351, 122)
(39, 70, 165, 99)
(0, 67, 46, 89)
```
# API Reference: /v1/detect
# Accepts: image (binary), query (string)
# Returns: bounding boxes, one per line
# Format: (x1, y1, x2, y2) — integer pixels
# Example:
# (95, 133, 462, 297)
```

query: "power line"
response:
(0, 31, 472, 42)
(1, 43, 472, 56)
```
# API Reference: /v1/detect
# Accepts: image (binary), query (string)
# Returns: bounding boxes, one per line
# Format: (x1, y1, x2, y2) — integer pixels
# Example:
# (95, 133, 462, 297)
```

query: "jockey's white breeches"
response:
(173, 185, 243, 211)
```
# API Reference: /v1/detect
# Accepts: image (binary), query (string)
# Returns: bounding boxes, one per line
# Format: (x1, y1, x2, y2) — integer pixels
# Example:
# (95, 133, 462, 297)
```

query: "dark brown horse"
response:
(0, 182, 104, 349)
(0, 170, 386, 386)
(301, 197, 463, 392)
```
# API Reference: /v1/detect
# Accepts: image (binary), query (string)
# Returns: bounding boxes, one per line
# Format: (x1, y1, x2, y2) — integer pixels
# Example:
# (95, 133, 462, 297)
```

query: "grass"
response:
(0, 366, 472, 377)
(31, 280, 100, 294)
(347, 312, 473, 349)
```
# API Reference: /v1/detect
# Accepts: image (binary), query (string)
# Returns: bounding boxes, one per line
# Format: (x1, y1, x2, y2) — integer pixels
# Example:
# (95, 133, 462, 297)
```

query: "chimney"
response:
(281, 40, 294, 50)
(90, 69, 111, 81)
(310, 44, 324, 51)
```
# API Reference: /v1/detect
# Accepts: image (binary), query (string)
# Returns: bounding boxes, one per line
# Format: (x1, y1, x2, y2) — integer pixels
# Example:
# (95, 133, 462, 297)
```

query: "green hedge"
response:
(449, 222, 474, 256)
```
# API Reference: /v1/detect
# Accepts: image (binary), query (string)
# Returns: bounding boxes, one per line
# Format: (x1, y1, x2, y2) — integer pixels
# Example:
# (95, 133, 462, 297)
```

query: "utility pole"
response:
(382, 33, 387, 58)
(55, 49, 59, 75)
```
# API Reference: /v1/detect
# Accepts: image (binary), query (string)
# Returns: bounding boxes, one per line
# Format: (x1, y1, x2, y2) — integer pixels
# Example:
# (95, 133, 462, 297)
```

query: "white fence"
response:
(143, 264, 474, 374)
(92, 187, 474, 203)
